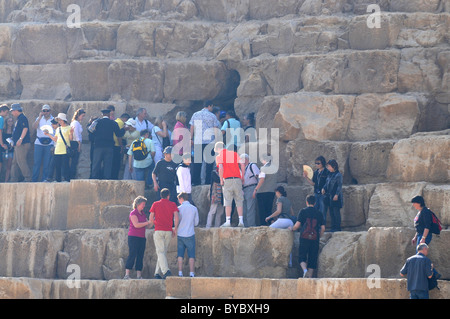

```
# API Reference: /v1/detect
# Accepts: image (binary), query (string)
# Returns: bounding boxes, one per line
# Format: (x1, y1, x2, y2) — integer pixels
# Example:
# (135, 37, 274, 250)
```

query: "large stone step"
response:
(1, 12, 448, 64)
(0, 227, 293, 281)
(1, 0, 448, 24)
(0, 277, 448, 299)
(0, 179, 448, 232)
(0, 227, 448, 281)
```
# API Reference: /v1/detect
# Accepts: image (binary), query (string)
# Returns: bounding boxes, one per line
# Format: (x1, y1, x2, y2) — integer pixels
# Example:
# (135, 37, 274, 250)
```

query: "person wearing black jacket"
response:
(411, 196, 434, 249)
(304, 156, 329, 223)
(91, 109, 125, 180)
(322, 159, 343, 232)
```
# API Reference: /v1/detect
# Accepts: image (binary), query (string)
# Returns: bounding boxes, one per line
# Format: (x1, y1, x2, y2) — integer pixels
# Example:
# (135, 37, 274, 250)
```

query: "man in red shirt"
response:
(149, 188, 179, 279)
(214, 142, 245, 227)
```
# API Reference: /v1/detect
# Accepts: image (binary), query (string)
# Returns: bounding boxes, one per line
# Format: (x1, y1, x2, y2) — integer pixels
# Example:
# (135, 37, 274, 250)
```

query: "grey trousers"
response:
(243, 184, 257, 227)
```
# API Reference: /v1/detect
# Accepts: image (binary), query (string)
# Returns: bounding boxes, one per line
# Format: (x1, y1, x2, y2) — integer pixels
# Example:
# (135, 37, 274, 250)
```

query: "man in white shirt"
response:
(31, 104, 54, 182)
(176, 192, 199, 277)
(189, 101, 221, 185)
(134, 108, 154, 133)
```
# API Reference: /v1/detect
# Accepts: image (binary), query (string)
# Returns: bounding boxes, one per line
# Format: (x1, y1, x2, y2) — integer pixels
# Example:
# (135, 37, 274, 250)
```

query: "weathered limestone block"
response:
(349, 141, 395, 184)
(11, 24, 69, 64)
(19, 64, 71, 100)
(0, 65, 21, 99)
(348, 14, 400, 50)
(108, 60, 165, 102)
(0, 230, 65, 278)
(389, 0, 441, 12)
(275, 93, 355, 142)
(154, 22, 212, 58)
(0, 182, 70, 231)
(334, 50, 399, 94)
(366, 182, 428, 228)
(69, 60, 111, 101)
(398, 48, 443, 93)
(116, 21, 157, 57)
(66, 180, 144, 229)
(275, 92, 421, 143)
(56, 229, 129, 280)
(302, 51, 399, 94)
(386, 130, 450, 183)
(163, 60, 230, 101)
(0, 25, 12, 62)
(318, 231, 367, 278)
(365, 227, 416, 278)
(99, 205, 131, 229)
(195, 227, 293, 278)
(0, 277, 50, 299)
(423, 184, 450, 227)
(348, 93, 420, 141)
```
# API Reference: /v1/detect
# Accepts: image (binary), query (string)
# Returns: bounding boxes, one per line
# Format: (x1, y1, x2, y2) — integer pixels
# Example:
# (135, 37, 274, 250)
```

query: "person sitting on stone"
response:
(266, 186, 295, 229)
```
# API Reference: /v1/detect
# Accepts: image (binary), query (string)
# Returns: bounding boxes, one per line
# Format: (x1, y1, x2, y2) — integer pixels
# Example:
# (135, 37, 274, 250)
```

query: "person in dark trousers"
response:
(291, 195, 325, 278)
(411, 195, 434, 250)
(10, 103, 32, 182)
(91, 109, 125, 180)
(322, 159, 343, 232)
(124, 196, 151, 280)
(400, 243, 434, 299)
(303, 156, 329, 224)
(152, 146, 178, 203)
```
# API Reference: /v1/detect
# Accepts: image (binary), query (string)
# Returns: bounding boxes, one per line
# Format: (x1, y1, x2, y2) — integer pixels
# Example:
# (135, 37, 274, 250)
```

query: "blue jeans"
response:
(314, 193, 326, 224)
(416, 233, 432, 252)
(410, 290, 429, 299)
(32, 144, 53, 182)
(177, 235, 196, 259)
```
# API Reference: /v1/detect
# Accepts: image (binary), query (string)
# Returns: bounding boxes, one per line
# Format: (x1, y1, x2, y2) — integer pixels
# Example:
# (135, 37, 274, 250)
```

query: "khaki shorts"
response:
(223, 178, 244, 207)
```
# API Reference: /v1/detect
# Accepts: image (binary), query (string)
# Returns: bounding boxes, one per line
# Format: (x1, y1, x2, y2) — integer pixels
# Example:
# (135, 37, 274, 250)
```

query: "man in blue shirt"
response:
(400, 243, 433, 299)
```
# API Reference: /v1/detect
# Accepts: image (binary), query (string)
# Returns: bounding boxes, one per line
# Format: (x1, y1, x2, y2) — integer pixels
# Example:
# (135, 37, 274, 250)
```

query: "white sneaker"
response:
(220, 221, 231, 227)
(237, 222, 244, 227)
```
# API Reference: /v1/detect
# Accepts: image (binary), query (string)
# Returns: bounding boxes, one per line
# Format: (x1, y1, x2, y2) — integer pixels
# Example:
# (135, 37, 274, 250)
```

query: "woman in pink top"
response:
(124, 196, 151, 279)
(172, 111, 189, 156)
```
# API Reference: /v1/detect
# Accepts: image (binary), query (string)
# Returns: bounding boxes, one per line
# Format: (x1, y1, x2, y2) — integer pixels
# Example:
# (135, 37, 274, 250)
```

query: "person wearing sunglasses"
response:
(31, 104, 54, 182)
(303, 156, 329, 225)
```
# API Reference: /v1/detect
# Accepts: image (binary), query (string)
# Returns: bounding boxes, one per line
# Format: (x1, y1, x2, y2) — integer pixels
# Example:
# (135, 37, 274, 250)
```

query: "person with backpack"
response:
(240, 153, 260, 227)
(127, 129, 155, 187)
(411, 195, 442, 250)
(291, 195, 325, 278)
(400, 243, 434, 299)
(206, 166, 224, 228)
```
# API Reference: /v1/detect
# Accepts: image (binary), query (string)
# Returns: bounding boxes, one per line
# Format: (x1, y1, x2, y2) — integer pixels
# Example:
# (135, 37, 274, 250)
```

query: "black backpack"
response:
(301, 217, 319, 241)
(428, 268, 441, 291)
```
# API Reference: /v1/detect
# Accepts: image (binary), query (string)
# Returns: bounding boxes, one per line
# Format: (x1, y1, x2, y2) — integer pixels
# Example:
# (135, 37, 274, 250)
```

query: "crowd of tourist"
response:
(0, 102, 440, 296)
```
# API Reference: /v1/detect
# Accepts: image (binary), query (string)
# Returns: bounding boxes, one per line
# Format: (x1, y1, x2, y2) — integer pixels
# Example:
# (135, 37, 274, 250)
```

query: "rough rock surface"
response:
(0, 0, 449, 299)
